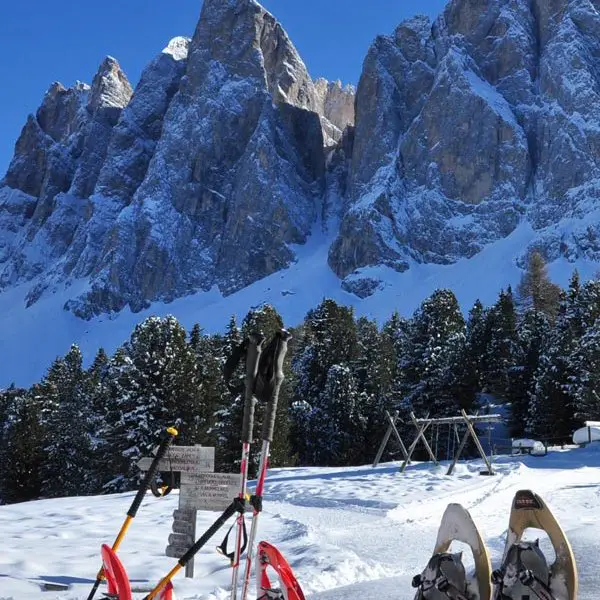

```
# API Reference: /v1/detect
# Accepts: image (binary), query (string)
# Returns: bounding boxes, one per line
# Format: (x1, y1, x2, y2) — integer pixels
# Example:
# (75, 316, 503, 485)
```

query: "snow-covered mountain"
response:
(2, 449, 600, 599)
(2, 0, 600, 385)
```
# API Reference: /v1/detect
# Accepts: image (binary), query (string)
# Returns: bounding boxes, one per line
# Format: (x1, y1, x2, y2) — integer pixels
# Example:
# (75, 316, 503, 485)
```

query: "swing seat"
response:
(479, 469, 494, 476)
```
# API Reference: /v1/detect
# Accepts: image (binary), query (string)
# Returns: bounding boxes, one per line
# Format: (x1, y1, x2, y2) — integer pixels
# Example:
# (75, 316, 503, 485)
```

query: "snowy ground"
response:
(2, 448, 599, 600)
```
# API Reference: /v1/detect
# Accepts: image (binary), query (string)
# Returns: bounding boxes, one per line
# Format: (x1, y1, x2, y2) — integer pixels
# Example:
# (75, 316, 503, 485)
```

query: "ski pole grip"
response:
(242, 333, 263, 444)
(128, 426, 178, 518)
(178, 500, 239, 566)
(262, 329, 292, 442)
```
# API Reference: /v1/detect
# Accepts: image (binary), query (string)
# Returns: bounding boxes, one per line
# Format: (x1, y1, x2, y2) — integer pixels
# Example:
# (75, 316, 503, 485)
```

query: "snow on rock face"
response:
(313, 78, 355, 145)
(329, 0, 600, 290)
(64, 0, 326, 316)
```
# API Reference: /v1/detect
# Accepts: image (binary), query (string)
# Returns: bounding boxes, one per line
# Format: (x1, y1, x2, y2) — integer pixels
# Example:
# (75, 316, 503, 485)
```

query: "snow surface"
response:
(1, 448, 599, 599)
(0, 220, 598, 388)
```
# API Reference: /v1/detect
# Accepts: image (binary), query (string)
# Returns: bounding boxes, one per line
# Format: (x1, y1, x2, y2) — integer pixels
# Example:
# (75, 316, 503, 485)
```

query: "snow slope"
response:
(1, 221, 598, 388)
(1, 447, 599, 599)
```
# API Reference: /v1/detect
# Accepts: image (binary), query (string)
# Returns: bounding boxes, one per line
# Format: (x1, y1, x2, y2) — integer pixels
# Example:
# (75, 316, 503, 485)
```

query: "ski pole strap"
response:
(217, 516, 248, 564)
(260, 329, 292, 442)
(128, 427, 178, 517)
(242, 333, 264, 444)
(143, 497, 245, 600)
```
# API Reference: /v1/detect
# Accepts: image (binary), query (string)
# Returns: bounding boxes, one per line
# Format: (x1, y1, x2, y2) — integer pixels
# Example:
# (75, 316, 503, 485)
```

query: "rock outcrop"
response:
(329, 0, 600, 292)
(0, 0, 354, 317)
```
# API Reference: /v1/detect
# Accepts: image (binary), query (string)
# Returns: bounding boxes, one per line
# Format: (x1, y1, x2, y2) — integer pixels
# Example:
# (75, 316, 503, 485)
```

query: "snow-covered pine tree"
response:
(507, 309, 551, 437)
(447, 300, 489, 411)
(86, 348, 111, 491)
(528, 273, 587, 441)
(302, 364, 360, 466)
(569, 319, 600, 425)
(99, 347, 135, 493)
(401, 289, 466, 418)
(214, 316, 243, 472)
(566, 278, 600, 427)
(481, 287, 518, 399)
(38, 345, 95, 497)
(352, 317, 390, 463)
(109, 316, 202, 489)
(0, 388, 45, 503)
(189, 327, 228, 448)
(290, 299, 358, 465)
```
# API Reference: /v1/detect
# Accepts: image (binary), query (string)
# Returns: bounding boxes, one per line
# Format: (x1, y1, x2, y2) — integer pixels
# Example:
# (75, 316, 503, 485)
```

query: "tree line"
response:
(1, 253, 598, 504)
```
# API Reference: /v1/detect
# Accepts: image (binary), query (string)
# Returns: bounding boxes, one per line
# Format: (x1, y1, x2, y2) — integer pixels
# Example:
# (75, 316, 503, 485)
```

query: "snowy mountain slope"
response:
(2, 448, 600, 599)
(0, 218, 596, 388)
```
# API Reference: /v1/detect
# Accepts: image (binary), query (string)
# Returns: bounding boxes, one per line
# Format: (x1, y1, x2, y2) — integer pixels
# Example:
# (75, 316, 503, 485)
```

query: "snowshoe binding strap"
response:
(217, 518, 248, 565)
(258, 589, 286, 600)
(492, 541, 555, 600)
(413, 552, 469, 600)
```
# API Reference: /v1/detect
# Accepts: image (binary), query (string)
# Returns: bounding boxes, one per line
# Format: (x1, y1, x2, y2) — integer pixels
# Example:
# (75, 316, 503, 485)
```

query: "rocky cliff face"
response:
(329, 0, 600, 292)
(0, 0, 354, 317)
(3, 0, 600, 317)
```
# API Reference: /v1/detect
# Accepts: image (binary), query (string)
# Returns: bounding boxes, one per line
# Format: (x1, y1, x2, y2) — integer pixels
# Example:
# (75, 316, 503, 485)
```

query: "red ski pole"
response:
(229, 332, 264, 600)
(240, 329, 291, 600)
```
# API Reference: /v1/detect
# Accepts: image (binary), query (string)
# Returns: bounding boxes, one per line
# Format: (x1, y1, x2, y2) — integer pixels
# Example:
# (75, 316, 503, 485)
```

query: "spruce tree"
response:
(482, 288, 518, 399)
(401, 289, 466, 417)
(448, 300, 489, 410)
(528, 275, 586, 441)
(507, 310, 551, 437)
(38, 345, 95, 497)
(109, 316, 203, 488)
(291, 299, 358, 465)
(0, 389, 45, 503)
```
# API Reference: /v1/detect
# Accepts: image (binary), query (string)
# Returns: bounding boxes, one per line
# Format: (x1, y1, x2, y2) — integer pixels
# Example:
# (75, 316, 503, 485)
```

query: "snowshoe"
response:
(100, 544, 174, 600)
(492, 490, 577, 600)
(413, 504, 492, 600)
(257, 541, 305, 600)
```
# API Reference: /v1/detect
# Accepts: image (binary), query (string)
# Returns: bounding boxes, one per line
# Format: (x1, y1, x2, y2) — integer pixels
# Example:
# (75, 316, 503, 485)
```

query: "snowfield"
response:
(1, 448, 599, 599)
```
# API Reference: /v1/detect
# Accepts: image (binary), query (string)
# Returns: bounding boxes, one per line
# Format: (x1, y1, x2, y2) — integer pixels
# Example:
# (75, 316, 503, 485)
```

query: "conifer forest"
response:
(1, 255, 597, 505)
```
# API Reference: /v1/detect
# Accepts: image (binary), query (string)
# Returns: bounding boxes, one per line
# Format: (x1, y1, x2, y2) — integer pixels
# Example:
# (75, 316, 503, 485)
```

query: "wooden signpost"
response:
(138, 444, 240, 578)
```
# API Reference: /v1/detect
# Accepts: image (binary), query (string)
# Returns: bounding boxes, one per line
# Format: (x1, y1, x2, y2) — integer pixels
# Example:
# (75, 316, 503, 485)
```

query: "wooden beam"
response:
(387, 411, 410, 462)
(446, 426, 471, 476)
(461, 408, 494, 475)
(415, 414, 502, 426)
(411, 411, 438, 465)
(400, 413, 434, 473)
(372, 410, 398, 467)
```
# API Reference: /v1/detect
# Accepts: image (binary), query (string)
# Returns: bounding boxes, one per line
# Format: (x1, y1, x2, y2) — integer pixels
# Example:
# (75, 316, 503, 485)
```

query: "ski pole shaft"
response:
(144, 499, 241, 600)
(240, 329, 291, 600)
(230, 333, 264, 600)
(87, 426, 178, 600)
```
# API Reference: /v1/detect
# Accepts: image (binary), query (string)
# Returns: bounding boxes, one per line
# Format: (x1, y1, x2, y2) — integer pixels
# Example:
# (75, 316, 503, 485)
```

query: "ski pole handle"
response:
(128, 426, 178, 518)
(261, 329, 291, 442)
(144, 498, 242, 600)
(242, 334, 263, 444)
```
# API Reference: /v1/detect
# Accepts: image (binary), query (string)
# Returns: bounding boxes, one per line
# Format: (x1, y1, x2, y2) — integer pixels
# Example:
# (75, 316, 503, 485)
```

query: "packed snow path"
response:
(1, 449, 599, 599)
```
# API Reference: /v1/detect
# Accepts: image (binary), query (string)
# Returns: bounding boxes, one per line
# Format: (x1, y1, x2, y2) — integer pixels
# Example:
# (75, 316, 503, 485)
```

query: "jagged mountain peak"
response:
(88, 56, 133, 112)
(162, 36, 191, 60)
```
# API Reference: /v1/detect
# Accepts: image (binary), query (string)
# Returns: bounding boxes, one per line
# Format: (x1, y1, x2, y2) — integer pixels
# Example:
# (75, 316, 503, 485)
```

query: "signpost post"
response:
(138, 445, 240, 579)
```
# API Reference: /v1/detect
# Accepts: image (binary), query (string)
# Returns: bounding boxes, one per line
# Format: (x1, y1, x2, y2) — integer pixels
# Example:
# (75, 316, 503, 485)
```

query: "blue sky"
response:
(0, 0, 447, 177)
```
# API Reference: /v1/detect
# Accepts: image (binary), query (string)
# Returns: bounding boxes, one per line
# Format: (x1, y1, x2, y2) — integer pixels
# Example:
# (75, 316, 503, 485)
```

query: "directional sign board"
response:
(138, 446, 214, 473)
(179, 472, 241, 511)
